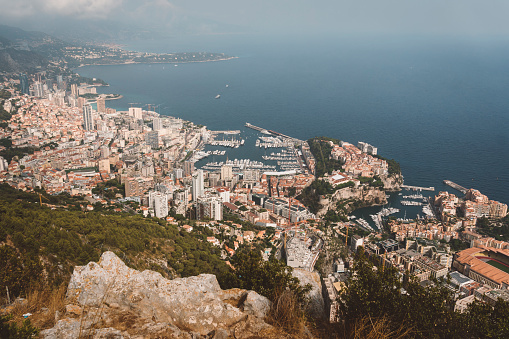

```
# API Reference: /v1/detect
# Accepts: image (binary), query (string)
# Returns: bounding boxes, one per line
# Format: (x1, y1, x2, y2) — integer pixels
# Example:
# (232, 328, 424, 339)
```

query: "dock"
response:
(443, 180, 467, 194)
(401, 184, 435, 192)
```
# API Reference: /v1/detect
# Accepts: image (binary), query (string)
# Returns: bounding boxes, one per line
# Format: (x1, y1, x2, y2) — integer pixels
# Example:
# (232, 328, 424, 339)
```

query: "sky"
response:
(2, 0, 509, 38)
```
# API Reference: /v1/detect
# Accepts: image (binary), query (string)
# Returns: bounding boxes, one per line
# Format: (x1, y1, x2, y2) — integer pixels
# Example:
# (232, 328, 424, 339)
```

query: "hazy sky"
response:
(2, 0, 509, 37)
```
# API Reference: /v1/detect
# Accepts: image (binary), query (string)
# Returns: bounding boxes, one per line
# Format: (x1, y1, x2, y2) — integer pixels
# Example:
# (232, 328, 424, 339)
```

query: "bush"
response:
(0, 314, 39, 339)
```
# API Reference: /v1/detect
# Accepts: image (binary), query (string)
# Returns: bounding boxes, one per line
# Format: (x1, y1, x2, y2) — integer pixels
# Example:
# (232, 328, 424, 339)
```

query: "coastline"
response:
(76, 56, 239, 68)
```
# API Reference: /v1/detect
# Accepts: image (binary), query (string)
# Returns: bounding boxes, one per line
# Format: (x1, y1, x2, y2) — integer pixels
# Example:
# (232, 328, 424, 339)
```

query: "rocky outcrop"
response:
(318, 186, 387, 216)
(40, 252, 276, 339)
(382, 173, 404, 192)
(292, 269, 325, 319)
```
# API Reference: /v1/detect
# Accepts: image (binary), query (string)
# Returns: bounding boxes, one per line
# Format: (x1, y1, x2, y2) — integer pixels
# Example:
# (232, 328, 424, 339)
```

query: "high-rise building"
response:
(149, 191, 169, 218)
(184, 160, 195, 177)
(77, 97, 86, 109)
(19, 73, 29, 95)
(83, 104, 94, 130)
(56, 75, 63, 90)
(33, 82, 44, 98)
(129, 107, 143, 119)
(97, 98, 106, 113)
(196, 196, 223, 221)
(145, 131, 159, 149)
(221, 165, 233, 182)
(153, 117, 163, 131)
(71, 84, 78, 97)
(192, 169, 204, 201)
(174, 168, 183, 179)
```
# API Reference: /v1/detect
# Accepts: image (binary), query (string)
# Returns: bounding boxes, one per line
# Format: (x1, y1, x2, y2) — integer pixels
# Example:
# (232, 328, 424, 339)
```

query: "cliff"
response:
(382, 173, 404, 192)
(40, 252, 284, 339)
(318, 186, 387, 216)
(317, 173, 403, 216)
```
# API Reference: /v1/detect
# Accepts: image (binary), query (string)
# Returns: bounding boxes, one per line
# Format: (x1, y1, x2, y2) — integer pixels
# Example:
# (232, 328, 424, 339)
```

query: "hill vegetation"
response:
(308, 137, 344, 178)
(332, 248, 509, 338)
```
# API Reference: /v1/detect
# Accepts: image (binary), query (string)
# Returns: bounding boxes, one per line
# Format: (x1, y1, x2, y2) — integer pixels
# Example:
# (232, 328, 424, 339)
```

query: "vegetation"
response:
(0, 89, 11, 99)
(225, 250, 311, 303)
(335, 248, 509, 338)
(92, 178, 125, 199)
(297, 179, 335, 214)
(0, 185, 232, 300)
(375, 155, 401, 175)
(0, 138, 39, 163)
(308, 137, 344, 178)
(0, 106, 11, 121)
(476, 216, 509, 241)
(0, 314, 39, 338)
(68, 75, 108, 86)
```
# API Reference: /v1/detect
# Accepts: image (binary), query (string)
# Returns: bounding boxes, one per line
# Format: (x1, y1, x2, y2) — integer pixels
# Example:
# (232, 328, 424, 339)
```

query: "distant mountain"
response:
(0, 25, 74, 72)
(0, 48, 47, 73)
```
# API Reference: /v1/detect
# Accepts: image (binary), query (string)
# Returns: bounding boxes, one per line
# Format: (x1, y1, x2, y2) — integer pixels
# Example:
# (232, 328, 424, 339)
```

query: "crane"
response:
(38, 192, 50, 206)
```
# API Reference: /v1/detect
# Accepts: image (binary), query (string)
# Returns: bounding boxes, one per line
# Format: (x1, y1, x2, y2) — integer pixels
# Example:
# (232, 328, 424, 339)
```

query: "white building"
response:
(129, 107, 143, 120)
(192, 169, 204, 201)
(197, 196, 223, 221)
(221, 165, 233, 181)
(83, 104, 94, 131)
(148, 191, 169, 218)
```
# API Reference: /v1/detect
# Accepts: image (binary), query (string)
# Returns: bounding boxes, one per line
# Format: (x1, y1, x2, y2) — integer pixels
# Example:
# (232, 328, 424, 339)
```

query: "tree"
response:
(227, 250, 311, 303)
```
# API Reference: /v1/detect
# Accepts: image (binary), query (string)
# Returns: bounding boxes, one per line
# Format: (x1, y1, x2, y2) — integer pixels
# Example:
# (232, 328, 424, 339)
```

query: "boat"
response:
(215, 95, 221, 99)
(226, 84, 229, 88)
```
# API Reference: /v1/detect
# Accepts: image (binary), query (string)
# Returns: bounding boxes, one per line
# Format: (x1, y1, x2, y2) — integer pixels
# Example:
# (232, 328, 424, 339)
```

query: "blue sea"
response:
(77, 34, 509, 212)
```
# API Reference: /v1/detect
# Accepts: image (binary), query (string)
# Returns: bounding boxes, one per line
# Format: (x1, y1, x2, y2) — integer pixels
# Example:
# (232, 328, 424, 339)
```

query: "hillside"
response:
(0, 185, 230, 300)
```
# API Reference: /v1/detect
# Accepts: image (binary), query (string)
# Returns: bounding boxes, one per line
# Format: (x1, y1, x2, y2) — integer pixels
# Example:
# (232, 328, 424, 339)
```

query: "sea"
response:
(76, 33, 509, 225)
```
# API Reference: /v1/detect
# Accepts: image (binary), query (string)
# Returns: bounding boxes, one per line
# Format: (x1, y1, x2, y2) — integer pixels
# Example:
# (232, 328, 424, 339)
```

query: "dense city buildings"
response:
(1, 71, 509, 325)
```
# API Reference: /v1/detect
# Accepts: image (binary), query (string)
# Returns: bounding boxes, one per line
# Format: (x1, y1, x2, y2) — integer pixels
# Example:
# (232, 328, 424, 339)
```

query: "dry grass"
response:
(350, 316, 413, 339)
(266, 289, 307, 336)
(318, 316, 413, 339)
(6, 284, 67, 330)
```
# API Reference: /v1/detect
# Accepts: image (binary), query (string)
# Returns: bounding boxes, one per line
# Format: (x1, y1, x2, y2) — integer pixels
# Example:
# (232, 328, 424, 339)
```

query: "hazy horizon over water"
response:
(77, 34, 509, 205)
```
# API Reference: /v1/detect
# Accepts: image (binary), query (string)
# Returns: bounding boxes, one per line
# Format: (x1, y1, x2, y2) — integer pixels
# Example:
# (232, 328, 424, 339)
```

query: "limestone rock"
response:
(242, 291, 271, 319)
(65, 304, 82, 316)
(293, 269, 325, 319)
(47, 251, 276, 338)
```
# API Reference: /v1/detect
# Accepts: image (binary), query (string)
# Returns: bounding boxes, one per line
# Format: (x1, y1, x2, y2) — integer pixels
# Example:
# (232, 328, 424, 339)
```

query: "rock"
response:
(242, 291, 271, 319)
(61, 252, 255, 336)
(65, 304, 82, 316)
(293, 269, 325, 319)
(209, 328, 229, 339)
(93, 327, 127, 338)
(232, 315, 273, 339)
(40, 318, 81, 339)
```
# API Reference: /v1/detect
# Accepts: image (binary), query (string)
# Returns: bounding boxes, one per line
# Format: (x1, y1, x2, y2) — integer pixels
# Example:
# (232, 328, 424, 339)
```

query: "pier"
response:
(245, 122, 303, 143)
(443, 180, 467, 194)
(401, 184, 435, 192)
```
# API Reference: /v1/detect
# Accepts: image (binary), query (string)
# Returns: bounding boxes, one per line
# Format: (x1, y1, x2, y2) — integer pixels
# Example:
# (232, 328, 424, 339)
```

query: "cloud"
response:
(44, 0, 124, 18)
(0, 0, 124, 19)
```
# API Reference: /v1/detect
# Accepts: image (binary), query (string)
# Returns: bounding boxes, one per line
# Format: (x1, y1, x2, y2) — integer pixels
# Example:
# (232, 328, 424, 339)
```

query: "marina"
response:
(202, 159, 277, 171)
(370, 207, 400, 230)
(401, 200, 423, 206)
(401, 184, 435, 191)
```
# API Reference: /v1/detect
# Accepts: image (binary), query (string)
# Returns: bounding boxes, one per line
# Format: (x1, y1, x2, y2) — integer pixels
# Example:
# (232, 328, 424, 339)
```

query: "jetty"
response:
(245, 122, 303, 143)
(443, 180, 467, 194)
(401, 184, 435, 192)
